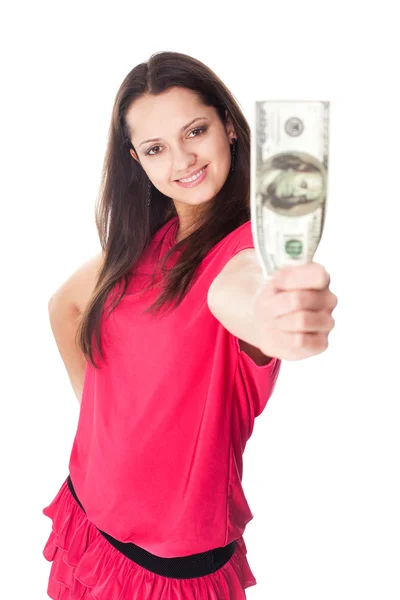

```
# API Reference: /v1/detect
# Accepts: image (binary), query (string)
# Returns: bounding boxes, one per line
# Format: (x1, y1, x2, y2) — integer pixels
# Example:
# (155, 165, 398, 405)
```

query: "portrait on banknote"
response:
(256, 151, 327, 217)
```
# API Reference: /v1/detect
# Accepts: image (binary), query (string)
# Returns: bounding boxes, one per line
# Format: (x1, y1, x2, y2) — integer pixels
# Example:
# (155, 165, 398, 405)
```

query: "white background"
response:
(1, 1, 399, 598)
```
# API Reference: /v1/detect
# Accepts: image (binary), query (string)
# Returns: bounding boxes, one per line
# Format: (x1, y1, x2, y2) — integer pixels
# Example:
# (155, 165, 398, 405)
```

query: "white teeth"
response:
(178, 168, 204, 183)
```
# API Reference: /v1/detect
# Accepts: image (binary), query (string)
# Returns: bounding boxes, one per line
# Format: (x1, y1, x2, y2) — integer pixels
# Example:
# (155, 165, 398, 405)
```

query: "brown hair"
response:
(77, 51, 251, 368)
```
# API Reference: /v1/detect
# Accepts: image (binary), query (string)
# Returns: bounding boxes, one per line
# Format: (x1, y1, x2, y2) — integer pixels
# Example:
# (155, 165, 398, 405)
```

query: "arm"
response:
(48, 298, 87, 404)
(47, 251, 103, 405)
(207, 248, 274, 366)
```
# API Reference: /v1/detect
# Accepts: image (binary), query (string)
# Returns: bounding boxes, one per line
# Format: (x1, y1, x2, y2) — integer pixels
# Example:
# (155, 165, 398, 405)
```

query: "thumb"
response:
(268, 265, 294, 292)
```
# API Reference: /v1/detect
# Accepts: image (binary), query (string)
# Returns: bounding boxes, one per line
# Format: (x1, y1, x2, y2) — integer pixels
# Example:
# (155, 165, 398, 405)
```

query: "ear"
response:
(129, 148, 140, 163)
(224, 109, 237, 140)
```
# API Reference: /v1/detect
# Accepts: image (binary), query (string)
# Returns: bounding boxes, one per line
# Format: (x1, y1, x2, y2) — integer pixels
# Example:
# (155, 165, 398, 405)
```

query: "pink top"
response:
(68, 216, 281, 558)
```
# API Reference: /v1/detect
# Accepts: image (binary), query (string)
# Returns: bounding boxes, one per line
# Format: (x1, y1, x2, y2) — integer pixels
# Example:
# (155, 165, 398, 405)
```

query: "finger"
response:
(278, 331, 329, 361)
(268, 288, 337, 318)
(292, 332, 329, 356)
(271, 262, 330, 292)
(276, 310, 335, 333)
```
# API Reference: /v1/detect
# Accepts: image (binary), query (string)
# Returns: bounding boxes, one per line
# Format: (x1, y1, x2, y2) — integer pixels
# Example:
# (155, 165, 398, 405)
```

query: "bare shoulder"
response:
(49, 251, 104, 314)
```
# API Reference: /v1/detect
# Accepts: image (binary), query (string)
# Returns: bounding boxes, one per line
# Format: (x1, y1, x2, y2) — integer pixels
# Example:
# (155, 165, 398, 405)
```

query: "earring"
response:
(230, 138, 237, 172)
(146, 180, 151, 207)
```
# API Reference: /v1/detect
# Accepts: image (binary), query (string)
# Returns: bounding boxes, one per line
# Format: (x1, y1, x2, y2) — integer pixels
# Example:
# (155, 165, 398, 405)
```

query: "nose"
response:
(171, 144, 197, 177)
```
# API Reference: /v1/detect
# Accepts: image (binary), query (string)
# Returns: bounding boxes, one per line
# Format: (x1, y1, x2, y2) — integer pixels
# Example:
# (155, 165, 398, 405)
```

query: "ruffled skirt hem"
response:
(42, 479, 257, 599)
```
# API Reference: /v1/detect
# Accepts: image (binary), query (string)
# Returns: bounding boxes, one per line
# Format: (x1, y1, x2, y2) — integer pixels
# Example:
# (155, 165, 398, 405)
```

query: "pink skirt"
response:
(42, 478, 257, 599)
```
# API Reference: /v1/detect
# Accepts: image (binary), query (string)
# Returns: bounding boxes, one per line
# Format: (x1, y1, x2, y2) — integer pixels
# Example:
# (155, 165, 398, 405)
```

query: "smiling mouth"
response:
(175, 165, 207, 182)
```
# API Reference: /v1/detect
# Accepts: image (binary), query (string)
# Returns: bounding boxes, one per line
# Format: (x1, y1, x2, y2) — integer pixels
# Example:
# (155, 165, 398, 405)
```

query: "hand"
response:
(252, 262, 338, 361)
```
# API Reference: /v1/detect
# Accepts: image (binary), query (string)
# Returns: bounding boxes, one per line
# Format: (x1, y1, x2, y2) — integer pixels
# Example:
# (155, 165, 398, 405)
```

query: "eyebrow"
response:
(138, 117, 209, 148)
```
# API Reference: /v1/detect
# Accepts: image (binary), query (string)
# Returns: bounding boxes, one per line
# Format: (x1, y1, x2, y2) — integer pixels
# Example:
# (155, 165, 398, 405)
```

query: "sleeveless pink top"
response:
(68, 216, 281, 558)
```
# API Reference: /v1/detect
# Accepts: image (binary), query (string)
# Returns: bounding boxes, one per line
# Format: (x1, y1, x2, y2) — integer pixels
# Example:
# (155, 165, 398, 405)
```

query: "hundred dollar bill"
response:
(250, 101, 329, 279)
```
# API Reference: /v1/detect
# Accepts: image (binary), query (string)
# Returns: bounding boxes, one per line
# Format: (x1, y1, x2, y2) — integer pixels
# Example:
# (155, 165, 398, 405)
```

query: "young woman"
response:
(42, 51, 337, 599)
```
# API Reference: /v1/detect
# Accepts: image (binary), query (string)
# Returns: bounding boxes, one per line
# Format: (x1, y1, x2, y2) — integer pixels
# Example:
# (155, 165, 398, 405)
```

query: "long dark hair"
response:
(77, 51, 251, 368)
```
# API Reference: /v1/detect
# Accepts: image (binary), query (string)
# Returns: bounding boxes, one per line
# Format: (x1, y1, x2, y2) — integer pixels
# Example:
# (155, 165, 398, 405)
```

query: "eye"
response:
(145, 126, 207, 156)
(146, 145, 162, 156)
(188, 126, 207, 138)
(300, 180, 308, 188)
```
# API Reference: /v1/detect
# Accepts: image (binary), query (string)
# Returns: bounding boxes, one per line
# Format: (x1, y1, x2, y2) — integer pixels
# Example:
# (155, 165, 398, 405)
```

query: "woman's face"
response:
(126, 87, 236, 210)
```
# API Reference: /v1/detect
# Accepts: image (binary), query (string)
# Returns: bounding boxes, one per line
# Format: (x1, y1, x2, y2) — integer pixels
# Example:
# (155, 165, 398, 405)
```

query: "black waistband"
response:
(66, 475, 237, 579)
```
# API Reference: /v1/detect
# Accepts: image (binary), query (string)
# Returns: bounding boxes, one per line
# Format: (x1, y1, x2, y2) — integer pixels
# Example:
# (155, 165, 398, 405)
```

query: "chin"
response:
(184, 194, 214, 206)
